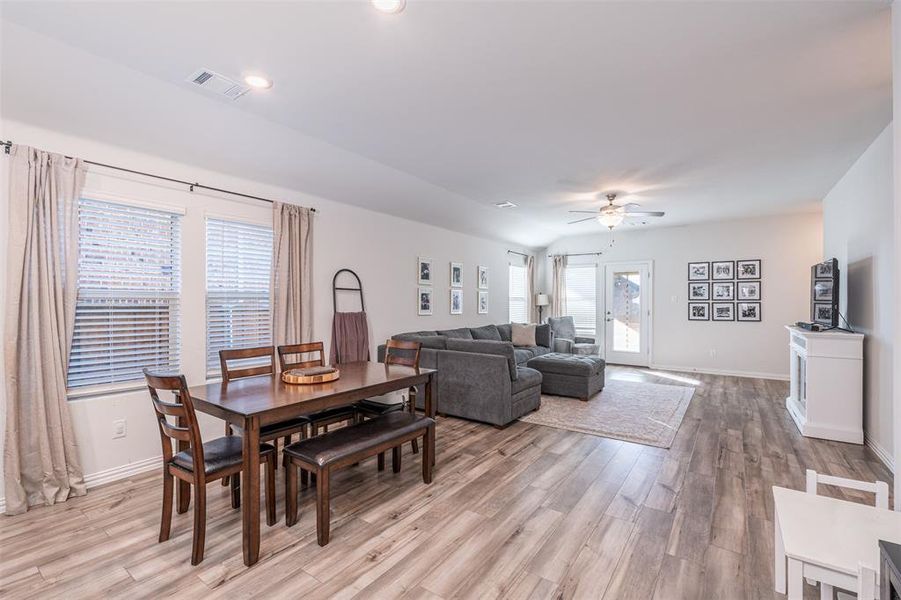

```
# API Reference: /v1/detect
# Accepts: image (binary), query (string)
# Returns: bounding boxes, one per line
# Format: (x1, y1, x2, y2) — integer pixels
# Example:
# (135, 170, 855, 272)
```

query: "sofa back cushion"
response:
(511, 323, 537, 347)
(445, 338, 517, 381)
(535, 323, 551, 348)
(437, 327, 474, 340)
(496, 323, 512, 342)
(392, 333, 447, 350)
(470, 324, 502, 341)
(548, 316, 576, 340)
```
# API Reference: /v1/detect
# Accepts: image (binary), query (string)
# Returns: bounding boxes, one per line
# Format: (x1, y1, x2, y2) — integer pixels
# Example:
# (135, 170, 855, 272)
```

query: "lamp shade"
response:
(535, 293, 549, 307)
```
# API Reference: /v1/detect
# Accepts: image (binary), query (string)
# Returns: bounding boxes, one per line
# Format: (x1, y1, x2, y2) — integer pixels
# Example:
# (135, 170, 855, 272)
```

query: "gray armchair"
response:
(548, 316, 600, 356)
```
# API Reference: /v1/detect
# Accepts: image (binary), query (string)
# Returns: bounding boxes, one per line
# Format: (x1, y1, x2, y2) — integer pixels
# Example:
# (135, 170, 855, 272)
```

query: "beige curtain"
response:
(551, 255, 567, 318)
(272, 202, 313, 347)
(525, 255, 535, 322)
(4, 145, 86, 515)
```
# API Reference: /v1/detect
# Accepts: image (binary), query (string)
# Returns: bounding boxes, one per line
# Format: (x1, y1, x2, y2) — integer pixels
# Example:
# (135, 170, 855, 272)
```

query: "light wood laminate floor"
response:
(0, 367, 893, 599)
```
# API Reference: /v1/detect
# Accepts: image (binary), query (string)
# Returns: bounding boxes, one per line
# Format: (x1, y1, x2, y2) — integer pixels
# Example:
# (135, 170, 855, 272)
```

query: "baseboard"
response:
(648, 363, 789, 381)
(865, 433, 895, 473)
(1, 455, 161, 514)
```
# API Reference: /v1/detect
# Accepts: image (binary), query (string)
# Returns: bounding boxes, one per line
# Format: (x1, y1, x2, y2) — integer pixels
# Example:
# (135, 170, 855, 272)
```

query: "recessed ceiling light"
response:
(372, 0, 405, 14)
(243, 74, 273, 90)
(495, 201, 517, 209)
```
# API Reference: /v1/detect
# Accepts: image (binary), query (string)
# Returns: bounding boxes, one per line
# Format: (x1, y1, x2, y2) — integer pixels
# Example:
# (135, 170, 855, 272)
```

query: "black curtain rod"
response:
(547, 251, 603, 258)
(506, 250, 530, 258)
(1, 139, 316, 212)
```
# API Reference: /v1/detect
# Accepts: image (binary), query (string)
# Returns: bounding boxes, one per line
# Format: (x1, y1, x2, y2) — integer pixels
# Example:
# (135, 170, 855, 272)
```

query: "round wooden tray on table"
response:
(281, 366, 340, 385)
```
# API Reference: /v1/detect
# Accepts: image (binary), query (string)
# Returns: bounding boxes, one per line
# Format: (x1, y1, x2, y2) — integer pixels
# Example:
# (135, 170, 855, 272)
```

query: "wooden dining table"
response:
(188, 361, 436, 566)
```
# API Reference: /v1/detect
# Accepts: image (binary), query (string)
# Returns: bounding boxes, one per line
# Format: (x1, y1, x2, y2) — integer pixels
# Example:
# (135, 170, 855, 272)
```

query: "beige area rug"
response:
(520, 379, 695, 448)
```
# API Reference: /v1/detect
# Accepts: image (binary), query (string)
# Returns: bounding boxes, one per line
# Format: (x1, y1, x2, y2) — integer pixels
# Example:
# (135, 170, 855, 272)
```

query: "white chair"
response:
(804, 469, 889, 600)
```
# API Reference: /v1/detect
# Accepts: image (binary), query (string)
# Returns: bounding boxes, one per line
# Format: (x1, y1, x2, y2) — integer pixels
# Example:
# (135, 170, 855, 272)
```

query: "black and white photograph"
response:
(450, 262, 463, 288)
(712, 260, 734, 280)
(688, 261, 710, 281)
(450, 288, 463, 314)
(814, 280, 834, 302)
(736, 259, 761, 279)
(417, 257, 432, 285)
(418, 286, 433, 315)
(815, 261, 834, 278)
(712, 281, 734, 300)
(688, 302, 709, 321)
(478, 265, 489, 289)
(737, 302, 761, 322)
(712, 302, 735, 321)
(478, 290, 489, 314)
(688, 282, 710, 300)
(738, 281, 761, 301)
(814, 303, 833, 324)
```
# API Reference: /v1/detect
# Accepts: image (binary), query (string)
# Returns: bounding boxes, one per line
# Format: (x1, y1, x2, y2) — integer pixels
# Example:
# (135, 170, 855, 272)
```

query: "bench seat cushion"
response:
(171, 436, 275, 475)
(284, 412, 434, 468)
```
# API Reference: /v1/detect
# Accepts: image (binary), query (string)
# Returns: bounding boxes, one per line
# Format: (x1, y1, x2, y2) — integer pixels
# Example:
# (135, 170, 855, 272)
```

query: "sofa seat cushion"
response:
(470, 324, 502, 341)
(523, 345, 550, 358)
(513, 348, 535, 365)
(512, 367, 542, 395)
(437, 327, 474, 340)
(445, 338, 517, 381)
(171, 436, 275, 475)
(526, 353, 605, 377)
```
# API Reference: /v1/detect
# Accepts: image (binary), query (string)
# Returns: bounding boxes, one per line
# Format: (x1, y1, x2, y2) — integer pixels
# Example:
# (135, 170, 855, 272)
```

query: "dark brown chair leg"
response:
(316, 467, 330, 546)
(282, 435, 291, 468)
(230, 472, 241, 509)
(422, 428, 434, 484)
(222, 423, 232, 486)
(159, 470, 173, 542)
(377, 452, 385, 471)
(265, 456, 276, 526)
(411, 438, 419, 454)
(392, 446, 402, 473)
(301, 468, 309, 487)
(286, 462, 298, 527)
(177, 481, 190, 514)
(191, 482, 207, 565)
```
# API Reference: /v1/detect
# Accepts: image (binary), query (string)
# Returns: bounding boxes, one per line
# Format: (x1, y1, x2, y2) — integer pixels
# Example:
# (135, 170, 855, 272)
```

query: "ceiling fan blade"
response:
(568, 210, 599, 214)
(624, 211, 665, 217)
(567, 216, 597, 225)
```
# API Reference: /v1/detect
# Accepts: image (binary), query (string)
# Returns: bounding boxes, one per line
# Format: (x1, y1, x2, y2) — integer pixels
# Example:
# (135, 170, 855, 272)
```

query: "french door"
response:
(604, 262, 652, 366)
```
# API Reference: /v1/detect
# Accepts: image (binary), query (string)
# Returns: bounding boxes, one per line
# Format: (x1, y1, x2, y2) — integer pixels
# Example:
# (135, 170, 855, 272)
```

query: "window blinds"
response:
(508, 264, 528, 323)
(205, 218, 273, 375)
(564, 264, 597, 335)
(67, 198, 182, 390)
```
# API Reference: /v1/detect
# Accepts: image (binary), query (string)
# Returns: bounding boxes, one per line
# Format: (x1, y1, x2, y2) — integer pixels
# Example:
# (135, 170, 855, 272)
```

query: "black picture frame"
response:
(736, 259, 761, 280)
(688, 302, 709, 321)
(737, 302, 761, 322)
(712, 302, 735, 321)
(712, 281, 735, 301)
(688, 261, 710, 281)
(688, 282, 710, 301)
(737, 280, 761, 301)
(813, 280, 833, 302)
(712, 260, 735, 280)
(813, 303, 833, 325)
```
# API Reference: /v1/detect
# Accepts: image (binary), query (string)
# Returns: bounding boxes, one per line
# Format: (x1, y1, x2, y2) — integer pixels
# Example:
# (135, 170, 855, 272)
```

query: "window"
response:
(205, 218, 273, 376)
(564, 264, 597, 336)
(509, 264, 528, 323)
(68, 198, 182, 390)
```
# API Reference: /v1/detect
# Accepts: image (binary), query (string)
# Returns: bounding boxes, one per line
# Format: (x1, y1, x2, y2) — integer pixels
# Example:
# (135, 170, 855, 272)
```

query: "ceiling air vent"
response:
(186, 68, 249, 101)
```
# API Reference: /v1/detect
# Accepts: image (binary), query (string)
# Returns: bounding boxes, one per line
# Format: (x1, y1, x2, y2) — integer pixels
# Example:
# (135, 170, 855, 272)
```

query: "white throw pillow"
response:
(511, 323, 537, 347)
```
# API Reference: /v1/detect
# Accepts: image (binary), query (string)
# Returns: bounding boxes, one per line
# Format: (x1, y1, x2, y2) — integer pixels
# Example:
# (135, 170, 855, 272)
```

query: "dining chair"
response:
(803, 469, 889, 599)
(277, 342, 357, 435)
(354, 339, 422, 467)
(219, 346, 310, 487)
(143, 369, 277, 565)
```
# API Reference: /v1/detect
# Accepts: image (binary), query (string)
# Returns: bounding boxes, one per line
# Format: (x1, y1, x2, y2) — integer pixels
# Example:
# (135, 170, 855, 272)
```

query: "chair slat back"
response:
(278, 342, 325, 371)
(144, 369, 203, 465)
(219, 346, 275, 382)
(385, 339, 421, 368)
(805, 469, 889, 510)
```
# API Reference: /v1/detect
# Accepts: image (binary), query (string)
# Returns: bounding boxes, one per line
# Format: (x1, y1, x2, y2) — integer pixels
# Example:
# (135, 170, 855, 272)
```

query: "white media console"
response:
(785, 326, 864, 444)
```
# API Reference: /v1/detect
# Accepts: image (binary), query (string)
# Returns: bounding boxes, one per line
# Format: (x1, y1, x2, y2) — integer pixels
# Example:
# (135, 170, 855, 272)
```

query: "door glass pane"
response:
(612, 271, 641, 353)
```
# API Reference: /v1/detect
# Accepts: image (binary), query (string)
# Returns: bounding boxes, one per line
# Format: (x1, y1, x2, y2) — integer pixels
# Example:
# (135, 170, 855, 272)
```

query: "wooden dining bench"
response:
(284, 411, 435, 545)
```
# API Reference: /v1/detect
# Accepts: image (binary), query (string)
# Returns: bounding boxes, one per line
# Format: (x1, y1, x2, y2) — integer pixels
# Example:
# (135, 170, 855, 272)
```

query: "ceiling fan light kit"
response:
(567, 192, 665, 230)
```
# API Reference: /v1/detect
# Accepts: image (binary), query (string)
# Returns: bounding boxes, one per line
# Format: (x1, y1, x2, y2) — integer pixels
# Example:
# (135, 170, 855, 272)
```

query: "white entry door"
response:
(604, 262, 652, 366)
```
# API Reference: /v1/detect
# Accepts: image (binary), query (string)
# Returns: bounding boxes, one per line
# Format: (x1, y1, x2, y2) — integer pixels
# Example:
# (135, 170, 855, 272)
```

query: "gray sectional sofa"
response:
(377, 324, 552, 427)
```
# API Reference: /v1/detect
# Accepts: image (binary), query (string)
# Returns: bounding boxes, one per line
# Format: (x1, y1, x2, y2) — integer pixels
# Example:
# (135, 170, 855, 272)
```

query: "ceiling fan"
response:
(568, 193, 665, 230)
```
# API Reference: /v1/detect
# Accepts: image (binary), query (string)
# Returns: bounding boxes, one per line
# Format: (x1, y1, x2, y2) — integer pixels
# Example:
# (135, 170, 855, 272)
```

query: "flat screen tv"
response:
(810, 258, 839, 328)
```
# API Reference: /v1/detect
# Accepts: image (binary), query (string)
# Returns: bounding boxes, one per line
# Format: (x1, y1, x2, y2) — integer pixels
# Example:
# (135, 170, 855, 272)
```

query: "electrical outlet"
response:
(112, 419, 127, 439)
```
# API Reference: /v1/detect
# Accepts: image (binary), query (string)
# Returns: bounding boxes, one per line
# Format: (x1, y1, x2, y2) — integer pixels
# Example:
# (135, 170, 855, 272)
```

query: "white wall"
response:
(0, 120, 532, 507)
(543, 212, 823, 379)
(892, 3, 901, 505)
(822, 123, 894, 470)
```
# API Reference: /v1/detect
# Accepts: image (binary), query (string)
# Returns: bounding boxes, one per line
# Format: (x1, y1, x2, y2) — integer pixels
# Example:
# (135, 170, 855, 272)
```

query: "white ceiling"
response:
(0, 1, 892, 247)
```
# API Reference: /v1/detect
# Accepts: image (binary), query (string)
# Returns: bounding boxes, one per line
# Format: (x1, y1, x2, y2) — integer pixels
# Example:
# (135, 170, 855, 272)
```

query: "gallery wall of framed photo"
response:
(417, 256, 489, 317)
(688, 259, 761, 322)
